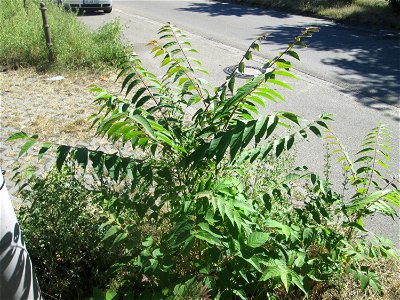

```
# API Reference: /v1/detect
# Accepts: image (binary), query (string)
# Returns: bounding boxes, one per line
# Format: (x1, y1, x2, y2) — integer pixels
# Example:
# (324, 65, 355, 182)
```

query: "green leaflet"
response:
(254, 116, 269, 144)
(274, 139, 285, 158)
(347, 190, 394, 213)
(267, 79, 293, 90)
(107, 121, 130, 139)
(221, 73, 266, 115)
(73, 147, 89, 169)
(112, 233, 128, 248)
(56, 145, 71, 171)
(120, 72, 136, 92)
(278, 111, 303, 126)
(18, 139, 37, 158)
(285, 50, 300, 61)
(105, 290, 118, 300)
(274, 69, 299, 79)
(247, 232, 269, 248)
(102, 225, 120, 241)
(265, 219, 292, 240)
(38, 142, 52, 161)
(309, 125, 322, 138)
(194, 230, 221, 246)
(97, 113, 125, 135)
(6, 131, 28, 141)
(130, 114, 156, 140)
(125, 79, 141, 97)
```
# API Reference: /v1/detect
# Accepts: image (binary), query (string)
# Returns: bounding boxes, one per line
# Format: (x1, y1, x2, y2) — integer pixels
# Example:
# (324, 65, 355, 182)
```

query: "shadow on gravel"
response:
(253, 24, 400, 117)
(177, 0, 290, 18)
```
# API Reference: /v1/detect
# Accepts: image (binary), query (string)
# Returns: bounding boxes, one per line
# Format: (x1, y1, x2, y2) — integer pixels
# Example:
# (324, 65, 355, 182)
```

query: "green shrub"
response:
(0, 0, 127, 71)
(10, 24, 399, 299)
(17, 166, 117, 299)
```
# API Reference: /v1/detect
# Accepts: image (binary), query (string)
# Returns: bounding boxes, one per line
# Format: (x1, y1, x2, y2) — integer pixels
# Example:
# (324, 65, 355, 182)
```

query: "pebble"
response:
(47, 75, 65, 81)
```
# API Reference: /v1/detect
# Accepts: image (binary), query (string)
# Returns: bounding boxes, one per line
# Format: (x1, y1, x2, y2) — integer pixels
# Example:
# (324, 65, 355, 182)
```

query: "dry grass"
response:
(337, 258, 400, 300)
(0, 68, 122, 189)
(0, 68, 120, 145)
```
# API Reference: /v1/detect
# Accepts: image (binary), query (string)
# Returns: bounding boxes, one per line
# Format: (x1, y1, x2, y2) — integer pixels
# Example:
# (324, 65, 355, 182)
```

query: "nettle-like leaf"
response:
(352, 266, 382, 295)
(247, 232, 269, 248)
(195, 178, 255, 233)
(260, 259, 306, 294)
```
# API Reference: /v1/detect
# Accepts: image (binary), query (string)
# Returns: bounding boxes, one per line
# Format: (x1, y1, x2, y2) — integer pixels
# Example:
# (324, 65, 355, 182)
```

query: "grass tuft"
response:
(0, 0, 128, 72)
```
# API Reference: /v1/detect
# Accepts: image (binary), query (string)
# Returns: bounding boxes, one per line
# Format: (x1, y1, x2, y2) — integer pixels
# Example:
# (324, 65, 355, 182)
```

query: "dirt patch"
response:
(0, 68, 123, 194)
(1, 68, 120, 144)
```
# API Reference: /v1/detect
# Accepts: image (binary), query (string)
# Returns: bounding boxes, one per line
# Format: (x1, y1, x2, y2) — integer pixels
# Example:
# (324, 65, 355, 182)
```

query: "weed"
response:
(10, 24, 399, 299)
(0, 0, 127, 72)
(17, 166, 118, 299)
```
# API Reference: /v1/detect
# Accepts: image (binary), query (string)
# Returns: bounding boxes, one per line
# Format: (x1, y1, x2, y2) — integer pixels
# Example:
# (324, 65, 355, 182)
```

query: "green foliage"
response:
(10, 23, 399, 299)
(17, 166, 118, 299)
(0, 0, 127, 71)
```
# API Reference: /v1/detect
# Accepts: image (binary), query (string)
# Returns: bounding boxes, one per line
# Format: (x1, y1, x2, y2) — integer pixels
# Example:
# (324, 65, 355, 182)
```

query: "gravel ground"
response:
(0, 68, 121, 198)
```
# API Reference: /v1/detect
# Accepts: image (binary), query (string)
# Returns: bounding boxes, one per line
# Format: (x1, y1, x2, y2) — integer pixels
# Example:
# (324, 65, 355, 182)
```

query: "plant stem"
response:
(366, 125, 381, 194)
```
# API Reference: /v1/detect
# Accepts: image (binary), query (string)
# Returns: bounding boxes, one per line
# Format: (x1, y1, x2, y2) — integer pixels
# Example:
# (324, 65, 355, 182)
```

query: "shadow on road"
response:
(177, 0, 290, 18)
(254, 24, 400, 118)
(178, 1, 399, 118)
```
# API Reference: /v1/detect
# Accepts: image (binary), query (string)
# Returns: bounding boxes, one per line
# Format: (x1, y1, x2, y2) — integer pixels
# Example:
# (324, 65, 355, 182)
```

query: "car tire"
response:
(104, 7, 112, 13)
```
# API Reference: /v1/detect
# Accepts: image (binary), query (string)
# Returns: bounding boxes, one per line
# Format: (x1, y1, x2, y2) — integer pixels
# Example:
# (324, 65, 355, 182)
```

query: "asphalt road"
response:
(78, 0, 400, 247)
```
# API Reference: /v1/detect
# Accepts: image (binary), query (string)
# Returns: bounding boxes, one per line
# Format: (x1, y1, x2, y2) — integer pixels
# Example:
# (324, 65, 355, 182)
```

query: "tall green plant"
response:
(9, 24, 399, 299)
(0, 0, 126, 71)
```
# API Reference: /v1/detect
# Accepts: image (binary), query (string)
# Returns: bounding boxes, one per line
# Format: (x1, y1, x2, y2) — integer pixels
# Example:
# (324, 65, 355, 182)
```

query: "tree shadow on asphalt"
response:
(177, 0, 290, 18)
(178, 1, 399, 119)
(251, 24, 400, 119)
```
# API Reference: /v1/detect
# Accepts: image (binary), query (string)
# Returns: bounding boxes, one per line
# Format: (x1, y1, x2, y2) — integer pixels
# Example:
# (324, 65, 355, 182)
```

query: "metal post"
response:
(39, 2, 55, 63)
